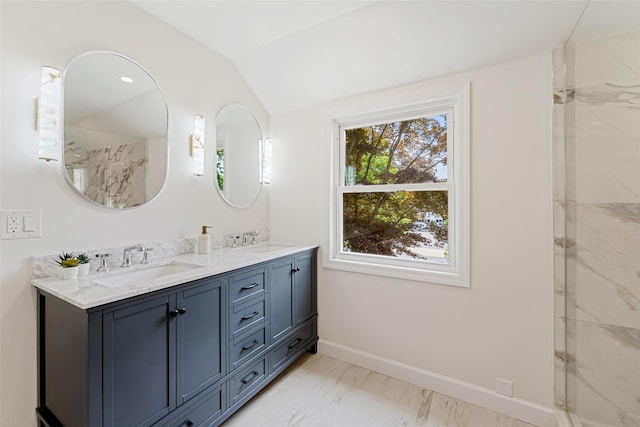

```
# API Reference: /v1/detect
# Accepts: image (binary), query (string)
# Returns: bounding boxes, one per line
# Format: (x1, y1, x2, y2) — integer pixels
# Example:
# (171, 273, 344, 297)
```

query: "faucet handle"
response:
(95, 254, 111, 272)
(141, 247, 153, 264)
(230, 234, 241, 248)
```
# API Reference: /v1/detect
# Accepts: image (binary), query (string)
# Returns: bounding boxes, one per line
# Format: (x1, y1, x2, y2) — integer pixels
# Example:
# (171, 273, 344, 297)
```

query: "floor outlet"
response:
(495, 378, 513, 397)
(0, 210, 42, 239)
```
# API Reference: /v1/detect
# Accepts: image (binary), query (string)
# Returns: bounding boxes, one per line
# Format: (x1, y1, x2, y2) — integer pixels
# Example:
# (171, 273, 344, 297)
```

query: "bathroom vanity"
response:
(33, 244, 318, 427)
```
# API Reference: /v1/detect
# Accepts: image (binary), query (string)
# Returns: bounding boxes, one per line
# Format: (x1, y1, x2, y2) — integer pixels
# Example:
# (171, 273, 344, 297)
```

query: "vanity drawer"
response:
(153, 384, 223, 427)
(228, 267, 266, 306)
(229, 357, 267, 406)
(230, 326, 266, 370)
(230, 298, 266, 340)
(270, 322, 314, 372)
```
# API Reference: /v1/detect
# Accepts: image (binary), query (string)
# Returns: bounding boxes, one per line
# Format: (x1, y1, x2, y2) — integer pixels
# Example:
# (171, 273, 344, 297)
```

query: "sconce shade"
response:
(191, 115, 205, 176)
(261, 138, 272, 184)
(38, 66, 61, 161)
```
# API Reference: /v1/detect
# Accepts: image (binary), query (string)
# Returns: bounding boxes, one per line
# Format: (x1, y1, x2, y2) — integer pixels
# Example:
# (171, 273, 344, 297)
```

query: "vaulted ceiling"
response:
(131, 1, 640, 114)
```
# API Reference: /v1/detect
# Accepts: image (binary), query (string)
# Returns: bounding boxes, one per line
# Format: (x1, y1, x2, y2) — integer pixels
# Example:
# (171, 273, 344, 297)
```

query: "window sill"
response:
(322, 256, 469, 288)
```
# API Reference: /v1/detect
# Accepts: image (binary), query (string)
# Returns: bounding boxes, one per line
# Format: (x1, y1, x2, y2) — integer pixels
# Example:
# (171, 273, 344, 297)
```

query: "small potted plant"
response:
(76, 253, 91, 276)
(55, 252, 80, 279)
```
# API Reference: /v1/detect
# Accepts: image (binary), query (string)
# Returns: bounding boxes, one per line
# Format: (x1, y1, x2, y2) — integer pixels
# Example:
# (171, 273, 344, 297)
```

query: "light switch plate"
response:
(0, 209, 42, 239)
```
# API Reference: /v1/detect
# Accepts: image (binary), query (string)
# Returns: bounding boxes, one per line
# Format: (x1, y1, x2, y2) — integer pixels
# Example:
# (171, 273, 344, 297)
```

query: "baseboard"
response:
(318, 339, 555, 427)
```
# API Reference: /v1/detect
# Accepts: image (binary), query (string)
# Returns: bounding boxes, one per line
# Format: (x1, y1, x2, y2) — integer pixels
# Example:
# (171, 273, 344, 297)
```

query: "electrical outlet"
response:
(7, 215, 20, 233)
(495, 378, 513, 397)
(0, 210, 42, 240)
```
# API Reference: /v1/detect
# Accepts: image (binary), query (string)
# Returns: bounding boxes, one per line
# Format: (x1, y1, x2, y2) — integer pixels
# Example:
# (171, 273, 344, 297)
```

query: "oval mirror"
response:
(215, 104, 263, 208)
(62, 51, 168, 209)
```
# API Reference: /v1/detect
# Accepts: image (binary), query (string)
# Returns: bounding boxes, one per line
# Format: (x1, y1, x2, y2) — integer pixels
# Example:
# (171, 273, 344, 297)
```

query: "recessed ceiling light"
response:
(120, 76, 133, 83)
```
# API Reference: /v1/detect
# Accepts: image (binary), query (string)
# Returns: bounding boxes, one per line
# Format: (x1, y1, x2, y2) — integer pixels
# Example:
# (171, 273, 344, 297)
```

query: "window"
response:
(328, 82, 470, 287)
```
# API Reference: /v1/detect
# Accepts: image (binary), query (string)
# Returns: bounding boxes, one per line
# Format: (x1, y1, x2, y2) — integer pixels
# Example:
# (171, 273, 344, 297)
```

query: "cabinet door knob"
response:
(185, 421, 194, 427)
(292, 267, 300, 273)
(177, 307, 187, 315)
(169, 309, 180, 317)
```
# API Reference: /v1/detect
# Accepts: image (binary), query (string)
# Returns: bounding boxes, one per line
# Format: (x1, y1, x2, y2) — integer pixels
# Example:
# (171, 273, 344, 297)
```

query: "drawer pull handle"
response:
(241, 311, 260, 321)
(184, 421, 194, 427)
(292, 267, 300, 273)
(240, 282, 260, 290)
(288, 338, 303, 350)
(241, 370, 259, 385)
(242, 339, 260, 351)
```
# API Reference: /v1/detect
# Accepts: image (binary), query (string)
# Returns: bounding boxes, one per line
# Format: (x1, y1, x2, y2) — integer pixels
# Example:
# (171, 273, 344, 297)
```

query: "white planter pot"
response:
(78, 263, 90, 276)
(62, 266, 80, 280)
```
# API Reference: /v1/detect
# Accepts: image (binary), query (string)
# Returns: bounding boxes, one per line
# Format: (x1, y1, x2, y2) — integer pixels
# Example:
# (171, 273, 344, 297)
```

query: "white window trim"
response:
(325, 81, 470, 287)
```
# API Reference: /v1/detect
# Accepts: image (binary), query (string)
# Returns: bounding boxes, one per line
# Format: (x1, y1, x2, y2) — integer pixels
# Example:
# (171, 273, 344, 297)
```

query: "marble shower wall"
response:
(554, 31, 640, 427)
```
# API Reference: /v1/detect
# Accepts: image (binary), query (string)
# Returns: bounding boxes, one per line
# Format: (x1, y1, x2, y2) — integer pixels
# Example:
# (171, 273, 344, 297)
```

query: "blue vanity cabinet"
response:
(36, 247, 318, 427)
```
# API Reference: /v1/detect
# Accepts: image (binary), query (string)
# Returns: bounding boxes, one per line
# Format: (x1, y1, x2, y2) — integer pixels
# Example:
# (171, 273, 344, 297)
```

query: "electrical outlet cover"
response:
(0, 210, 42, 240)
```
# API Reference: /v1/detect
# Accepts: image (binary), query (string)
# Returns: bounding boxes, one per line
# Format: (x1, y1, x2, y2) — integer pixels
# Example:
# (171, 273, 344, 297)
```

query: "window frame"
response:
(326, 81, 470, 287)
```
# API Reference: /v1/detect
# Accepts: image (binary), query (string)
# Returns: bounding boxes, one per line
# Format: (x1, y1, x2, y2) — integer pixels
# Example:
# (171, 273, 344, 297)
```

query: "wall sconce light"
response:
(37, 66, 62, 162)
(260, 138, 273, 184)
(191, 115, 205, 176)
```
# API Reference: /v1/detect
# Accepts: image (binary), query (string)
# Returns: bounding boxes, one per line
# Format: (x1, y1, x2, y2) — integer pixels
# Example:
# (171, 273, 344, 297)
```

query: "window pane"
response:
(342, 191, 448, 264)
(345, 114, 447, 186)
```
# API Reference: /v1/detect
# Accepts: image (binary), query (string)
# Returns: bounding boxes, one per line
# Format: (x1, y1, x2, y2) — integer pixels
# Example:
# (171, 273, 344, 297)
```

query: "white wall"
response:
(270, 54, 554, 423)
(0, 2, 268, 425)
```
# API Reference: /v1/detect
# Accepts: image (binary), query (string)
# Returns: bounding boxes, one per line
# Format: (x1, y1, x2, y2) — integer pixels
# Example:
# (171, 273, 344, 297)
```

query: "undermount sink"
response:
(242, 243, 292, 253)
(92, 262, 204, 288)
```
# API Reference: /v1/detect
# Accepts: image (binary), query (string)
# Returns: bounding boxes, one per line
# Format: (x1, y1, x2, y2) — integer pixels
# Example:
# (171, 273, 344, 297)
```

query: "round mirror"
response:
(215, 104, 263, 208)
(62, 51, 168, 209)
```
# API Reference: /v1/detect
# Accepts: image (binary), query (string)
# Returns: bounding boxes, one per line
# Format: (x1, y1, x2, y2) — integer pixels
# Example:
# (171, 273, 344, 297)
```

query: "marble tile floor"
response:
(222, 353, 536, 427)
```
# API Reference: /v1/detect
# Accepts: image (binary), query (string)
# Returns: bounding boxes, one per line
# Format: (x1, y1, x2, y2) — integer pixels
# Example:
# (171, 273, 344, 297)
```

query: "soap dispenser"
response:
(198, 226, 212, 254)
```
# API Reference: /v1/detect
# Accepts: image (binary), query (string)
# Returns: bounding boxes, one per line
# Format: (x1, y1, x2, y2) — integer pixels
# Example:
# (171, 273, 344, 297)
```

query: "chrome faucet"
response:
(121, 245, 142, 267)
(242, 230, 259, 245)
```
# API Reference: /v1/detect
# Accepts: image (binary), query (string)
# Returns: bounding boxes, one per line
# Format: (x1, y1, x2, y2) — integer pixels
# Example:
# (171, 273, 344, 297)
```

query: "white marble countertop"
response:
(32, 243, 318, 310)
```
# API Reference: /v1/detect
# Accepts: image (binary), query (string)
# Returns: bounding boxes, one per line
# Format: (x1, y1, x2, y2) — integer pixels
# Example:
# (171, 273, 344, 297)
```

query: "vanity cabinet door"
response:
(270, 250, 317, 343)
(103, 294, 176, 427)
(293, 252, 315, 327)
(176, 278, 225, 405)
(269, 257, 294, 343)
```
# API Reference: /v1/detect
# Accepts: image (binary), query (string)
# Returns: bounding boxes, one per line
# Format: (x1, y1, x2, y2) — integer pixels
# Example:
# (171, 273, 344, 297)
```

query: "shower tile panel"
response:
(567, 31, 640, 90)
(568, 87, 640, 204)
(555, 30, 640, 425)
(568, 318, 640, 427)
(569, 204, 640, 330)
(552, 89, 566, 204)
(554, 316, 568, 411)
